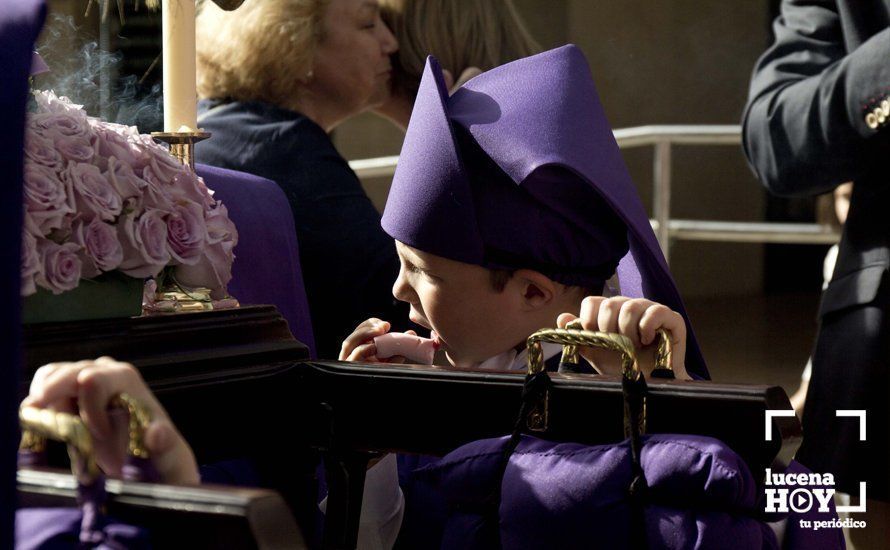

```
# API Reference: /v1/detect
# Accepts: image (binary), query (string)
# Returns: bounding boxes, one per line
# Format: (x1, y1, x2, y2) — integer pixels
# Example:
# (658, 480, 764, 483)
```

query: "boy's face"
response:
(392, 241, 528, 367)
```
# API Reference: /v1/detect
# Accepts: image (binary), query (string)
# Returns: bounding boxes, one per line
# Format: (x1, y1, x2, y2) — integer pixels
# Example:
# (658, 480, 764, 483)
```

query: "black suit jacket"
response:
(743, 0, 889, 500)
(195, 100, 410, 360)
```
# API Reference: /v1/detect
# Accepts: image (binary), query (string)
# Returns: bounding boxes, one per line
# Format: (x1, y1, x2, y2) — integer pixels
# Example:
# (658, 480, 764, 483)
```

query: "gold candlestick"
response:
(151, 130, 210, 170)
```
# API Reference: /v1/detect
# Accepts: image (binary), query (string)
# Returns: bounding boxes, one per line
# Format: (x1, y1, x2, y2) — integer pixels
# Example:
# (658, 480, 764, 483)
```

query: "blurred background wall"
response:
(334, 0, 780, 300)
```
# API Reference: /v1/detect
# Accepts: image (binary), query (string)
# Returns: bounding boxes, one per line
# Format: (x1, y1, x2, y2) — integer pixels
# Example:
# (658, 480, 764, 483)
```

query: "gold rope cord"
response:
(110, 393, 153, 459)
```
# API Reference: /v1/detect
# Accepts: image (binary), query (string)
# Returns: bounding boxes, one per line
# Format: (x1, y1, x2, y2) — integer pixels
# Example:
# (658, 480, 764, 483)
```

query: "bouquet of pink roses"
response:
(21, 90, 237, 301)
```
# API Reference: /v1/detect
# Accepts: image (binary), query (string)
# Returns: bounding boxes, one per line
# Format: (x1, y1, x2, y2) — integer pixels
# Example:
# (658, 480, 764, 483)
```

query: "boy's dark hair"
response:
(489, 268, 515, 292)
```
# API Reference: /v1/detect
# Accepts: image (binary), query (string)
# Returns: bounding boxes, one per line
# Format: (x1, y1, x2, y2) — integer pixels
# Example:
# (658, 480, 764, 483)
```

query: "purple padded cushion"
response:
(412, 434, 839, 550)
(196, 164, 315, 356)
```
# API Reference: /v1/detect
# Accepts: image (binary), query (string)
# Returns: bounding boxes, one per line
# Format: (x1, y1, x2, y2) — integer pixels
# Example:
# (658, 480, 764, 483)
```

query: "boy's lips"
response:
(409, 310, 431, 330)
(408, 311, 442, 348)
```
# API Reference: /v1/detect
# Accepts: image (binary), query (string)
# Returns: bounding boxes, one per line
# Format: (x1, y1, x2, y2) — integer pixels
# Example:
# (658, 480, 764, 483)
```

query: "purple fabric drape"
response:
(2, 0, 47, 546)
(196, 164, 316, 357)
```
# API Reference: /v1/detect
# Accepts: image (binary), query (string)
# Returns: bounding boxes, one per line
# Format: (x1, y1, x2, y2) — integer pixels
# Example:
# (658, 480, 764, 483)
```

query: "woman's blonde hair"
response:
(196, 0, 329, 108)
(381, 0, 540, 99)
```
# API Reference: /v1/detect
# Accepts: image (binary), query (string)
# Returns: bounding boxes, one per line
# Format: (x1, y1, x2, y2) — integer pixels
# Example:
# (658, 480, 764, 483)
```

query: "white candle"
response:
(162, 0, 198, 132)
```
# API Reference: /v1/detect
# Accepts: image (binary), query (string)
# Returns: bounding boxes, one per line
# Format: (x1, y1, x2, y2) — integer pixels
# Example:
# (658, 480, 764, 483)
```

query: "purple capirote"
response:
(382, 45, 707, 378)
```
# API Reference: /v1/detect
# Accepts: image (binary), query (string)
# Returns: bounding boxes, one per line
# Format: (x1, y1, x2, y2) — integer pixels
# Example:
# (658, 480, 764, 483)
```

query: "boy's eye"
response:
(405, 263, 438, 280)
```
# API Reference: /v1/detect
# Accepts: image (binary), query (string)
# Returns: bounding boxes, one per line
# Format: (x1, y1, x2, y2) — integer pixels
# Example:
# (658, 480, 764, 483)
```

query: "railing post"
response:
(653, 140, 672, 263)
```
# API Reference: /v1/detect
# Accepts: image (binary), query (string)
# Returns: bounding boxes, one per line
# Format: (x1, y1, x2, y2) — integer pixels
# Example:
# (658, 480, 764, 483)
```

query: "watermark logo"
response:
(764, 409, 868, 530)
(763, 468, 835, 513)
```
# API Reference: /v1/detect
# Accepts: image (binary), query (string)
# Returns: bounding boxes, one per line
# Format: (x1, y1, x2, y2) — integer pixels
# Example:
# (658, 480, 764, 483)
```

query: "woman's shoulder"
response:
(197, 99, 349, 169)
(199, 100, 334, 149)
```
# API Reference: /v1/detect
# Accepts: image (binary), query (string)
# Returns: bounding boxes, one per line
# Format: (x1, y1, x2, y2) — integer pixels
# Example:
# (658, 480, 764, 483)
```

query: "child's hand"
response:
(339, 318, 417, 363)
(557, 296, 690, 379)
(23, 357, 200, 485)
(442, 67, 483, 94)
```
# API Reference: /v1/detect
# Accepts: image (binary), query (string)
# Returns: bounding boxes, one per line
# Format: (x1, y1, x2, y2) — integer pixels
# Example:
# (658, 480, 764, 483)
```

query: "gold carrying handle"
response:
(19, 393, 153, 481)
(525, 323, 674, 433)
(535, 320, 674, 378)
(527, 326, 639, 379)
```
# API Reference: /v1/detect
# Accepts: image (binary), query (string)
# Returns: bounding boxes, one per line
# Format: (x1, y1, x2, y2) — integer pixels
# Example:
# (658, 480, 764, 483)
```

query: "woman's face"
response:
(310, 0, 398, 120)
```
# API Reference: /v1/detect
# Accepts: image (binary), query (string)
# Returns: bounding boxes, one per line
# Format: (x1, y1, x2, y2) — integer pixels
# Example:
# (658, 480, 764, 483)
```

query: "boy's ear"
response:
(512, 269, 556, 310)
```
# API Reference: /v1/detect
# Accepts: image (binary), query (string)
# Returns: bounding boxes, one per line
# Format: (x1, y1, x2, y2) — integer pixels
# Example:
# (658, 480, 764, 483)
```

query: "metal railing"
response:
(348, 125, 840, 263)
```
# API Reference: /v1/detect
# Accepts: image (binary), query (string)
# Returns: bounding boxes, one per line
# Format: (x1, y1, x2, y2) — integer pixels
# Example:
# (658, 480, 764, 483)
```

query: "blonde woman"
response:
(375, 0, 540, 130)
(194, 0, 406, 362)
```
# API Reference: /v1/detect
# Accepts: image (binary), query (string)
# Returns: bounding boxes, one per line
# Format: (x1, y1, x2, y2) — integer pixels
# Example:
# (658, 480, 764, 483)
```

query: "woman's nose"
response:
(379, 20, 398, 54)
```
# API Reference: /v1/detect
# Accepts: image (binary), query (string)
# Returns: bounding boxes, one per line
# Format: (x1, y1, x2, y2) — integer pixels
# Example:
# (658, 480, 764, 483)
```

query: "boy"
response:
(340, 44, 707, 380)
(337, 44, 709, 548)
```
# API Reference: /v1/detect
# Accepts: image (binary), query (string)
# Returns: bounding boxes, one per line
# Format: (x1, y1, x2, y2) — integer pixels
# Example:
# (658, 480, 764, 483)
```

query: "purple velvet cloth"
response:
(15, 508, 150, 550)
(382, 45, 707, 378)
(3, 0, 47, 546)
(407, 434, 844, 550)
(196, 163, 316, 357)
(16, 451, 156, 548)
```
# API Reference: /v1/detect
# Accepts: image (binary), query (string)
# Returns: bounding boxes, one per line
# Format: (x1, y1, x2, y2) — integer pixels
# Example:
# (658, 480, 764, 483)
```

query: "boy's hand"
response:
(557, 296, 690, 379)
(23, 357, 200, 485)
(442, 67, 483, 93)
(339, 318, 415, 363)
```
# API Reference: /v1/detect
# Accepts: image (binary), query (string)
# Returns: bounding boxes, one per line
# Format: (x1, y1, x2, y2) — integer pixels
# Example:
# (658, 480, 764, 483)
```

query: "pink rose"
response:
(32, 90, 83, 115)
(106, 157, 145, 205)
(55, 135, 95, 163)
(118, 209, 171, 278)
(28, 92, 91, 145)
(35, 240, 82, 295)
(21, 230, 41, 297)
(108, 157, 172, 212)
(63, 162, 122, 222)
(72, 217, 123, 278)
(166, 200, 207, 265)
(141, 144, 214, 205)
(174, 238, 235, 300)
(205, 201, 238, 246)
(29, 111, 90, 142)
(93, 125, 150, 171)
(24, 134, 64, 171)
(174, 200, 237, 298)
(23, 161, 74, 235)
(144, 143, 186, 183)
(173, 170, 215, 208)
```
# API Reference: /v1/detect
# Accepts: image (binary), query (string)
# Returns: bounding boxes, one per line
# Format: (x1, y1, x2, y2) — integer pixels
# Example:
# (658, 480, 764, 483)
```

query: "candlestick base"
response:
(151, 131, 211, 170)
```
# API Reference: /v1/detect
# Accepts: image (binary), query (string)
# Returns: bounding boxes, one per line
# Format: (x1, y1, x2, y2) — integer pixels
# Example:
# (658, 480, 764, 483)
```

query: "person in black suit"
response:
(742, 1, 888, 547)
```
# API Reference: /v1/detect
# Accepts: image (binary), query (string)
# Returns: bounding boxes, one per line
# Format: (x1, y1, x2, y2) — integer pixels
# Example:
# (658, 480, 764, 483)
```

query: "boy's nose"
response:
(392, 269, 412, 302)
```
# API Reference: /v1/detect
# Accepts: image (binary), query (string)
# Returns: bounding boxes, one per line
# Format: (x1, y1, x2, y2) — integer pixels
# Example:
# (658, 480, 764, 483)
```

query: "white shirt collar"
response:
(473, 342, 564, 372)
